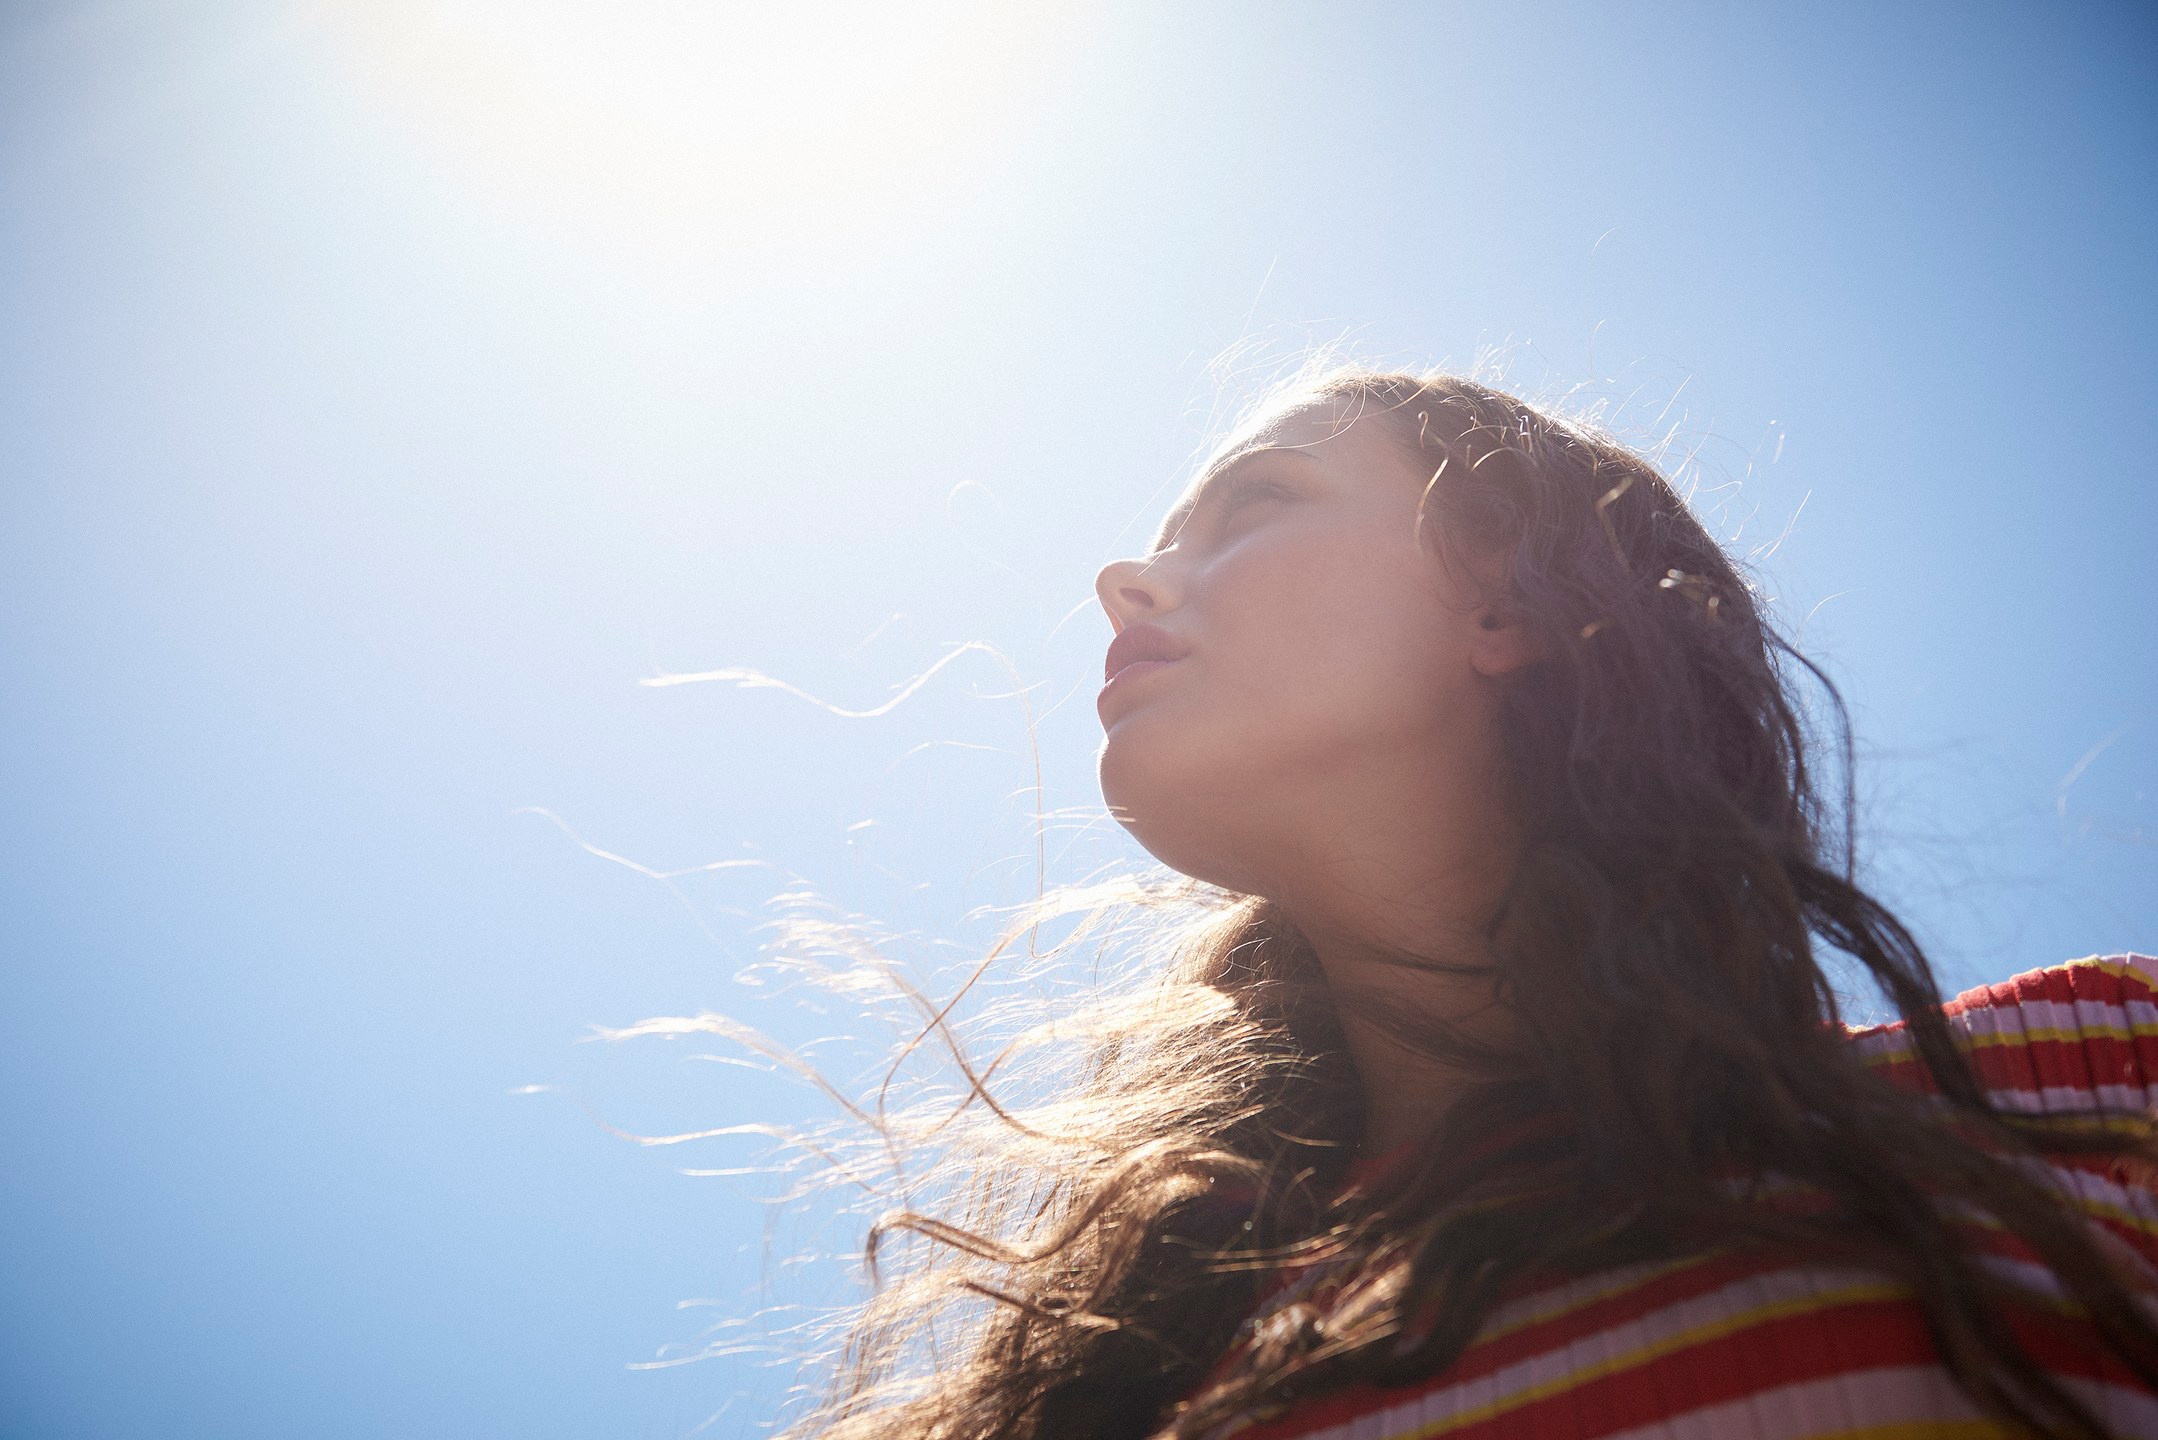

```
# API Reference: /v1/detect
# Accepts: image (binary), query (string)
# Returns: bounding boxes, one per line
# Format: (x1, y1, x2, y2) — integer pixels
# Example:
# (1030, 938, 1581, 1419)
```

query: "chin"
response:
(1096, 731, 1262, 893)
(1096, 716, 1178, 826)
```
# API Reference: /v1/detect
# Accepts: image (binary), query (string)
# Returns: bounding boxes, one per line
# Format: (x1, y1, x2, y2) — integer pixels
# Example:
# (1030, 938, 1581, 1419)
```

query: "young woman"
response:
(793, 367, 2158, 1439)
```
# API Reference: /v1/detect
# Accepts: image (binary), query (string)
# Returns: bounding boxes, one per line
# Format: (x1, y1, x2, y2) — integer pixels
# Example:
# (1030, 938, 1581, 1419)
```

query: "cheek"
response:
(1214, 540, 1463, 739)
(1096, 527, 1472, 836)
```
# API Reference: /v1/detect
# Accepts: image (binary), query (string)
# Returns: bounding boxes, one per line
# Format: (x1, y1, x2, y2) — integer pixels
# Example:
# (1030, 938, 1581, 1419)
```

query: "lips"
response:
(1103, 622, 1189, 684)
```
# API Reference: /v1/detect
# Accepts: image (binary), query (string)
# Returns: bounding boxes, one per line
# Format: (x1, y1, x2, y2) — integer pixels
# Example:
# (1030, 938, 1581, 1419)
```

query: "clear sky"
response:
(3, 2, 2153, 1436)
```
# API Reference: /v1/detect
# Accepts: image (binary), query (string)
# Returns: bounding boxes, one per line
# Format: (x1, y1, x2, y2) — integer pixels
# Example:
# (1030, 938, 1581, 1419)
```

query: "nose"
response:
(1094, 553, 1180, 633)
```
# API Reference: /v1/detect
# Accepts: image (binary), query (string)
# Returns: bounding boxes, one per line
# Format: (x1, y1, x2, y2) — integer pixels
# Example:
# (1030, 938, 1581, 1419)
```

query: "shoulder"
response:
(1212, 1238, 2158, 1440)
(1842, 952, 2158, 1284)
(1204, 956, 2158, 1440)
(1845, 952, 2158, 1116)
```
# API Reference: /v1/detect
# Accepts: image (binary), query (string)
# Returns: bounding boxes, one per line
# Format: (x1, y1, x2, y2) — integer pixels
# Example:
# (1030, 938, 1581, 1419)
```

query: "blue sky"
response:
(2, 2, 2152, 1436)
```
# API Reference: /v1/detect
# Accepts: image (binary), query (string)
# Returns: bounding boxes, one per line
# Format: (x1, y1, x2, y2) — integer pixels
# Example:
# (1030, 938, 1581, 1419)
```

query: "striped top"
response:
(1198, 955, 2158, 1440)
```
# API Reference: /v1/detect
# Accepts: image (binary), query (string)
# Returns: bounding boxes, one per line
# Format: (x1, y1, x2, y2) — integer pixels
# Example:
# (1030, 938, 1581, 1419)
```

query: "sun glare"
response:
(313, 1, 1063, 284)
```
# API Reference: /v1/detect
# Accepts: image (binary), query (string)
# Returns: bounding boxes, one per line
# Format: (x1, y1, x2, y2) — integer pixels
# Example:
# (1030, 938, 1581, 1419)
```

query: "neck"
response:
(1258, 757, 1524, 1160)
(1292, 909, 1511, 1160)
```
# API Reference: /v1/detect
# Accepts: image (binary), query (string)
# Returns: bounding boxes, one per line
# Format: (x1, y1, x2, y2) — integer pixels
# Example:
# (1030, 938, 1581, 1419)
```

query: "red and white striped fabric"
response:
(1203, 955, 2158, 1440)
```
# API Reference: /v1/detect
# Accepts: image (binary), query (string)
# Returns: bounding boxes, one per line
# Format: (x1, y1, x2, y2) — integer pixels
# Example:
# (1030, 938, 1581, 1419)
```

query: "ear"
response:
(1450, 548, 1548, 677)
(1468, 603, 1549, 677)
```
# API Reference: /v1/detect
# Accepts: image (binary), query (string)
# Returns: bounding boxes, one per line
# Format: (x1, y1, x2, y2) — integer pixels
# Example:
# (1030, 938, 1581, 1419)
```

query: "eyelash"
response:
(1219, 479, 1288, 517)
(1151, 478, 1289, 553)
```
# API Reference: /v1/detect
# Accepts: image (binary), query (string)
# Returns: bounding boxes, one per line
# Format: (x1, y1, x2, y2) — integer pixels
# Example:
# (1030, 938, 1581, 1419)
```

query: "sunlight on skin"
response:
(1094, 400, 1539, 1156)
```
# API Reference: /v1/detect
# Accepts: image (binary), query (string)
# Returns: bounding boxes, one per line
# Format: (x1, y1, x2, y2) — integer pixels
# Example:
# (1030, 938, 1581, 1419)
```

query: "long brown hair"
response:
(769, 367, 2158, 1439)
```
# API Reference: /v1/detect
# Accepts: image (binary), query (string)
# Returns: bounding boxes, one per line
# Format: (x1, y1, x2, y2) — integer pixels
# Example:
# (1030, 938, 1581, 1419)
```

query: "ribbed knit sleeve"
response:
(1847, 954, 2158, 1115)
(1846, 953, 2158, 1277)
(1194, 957, 2158, 1440)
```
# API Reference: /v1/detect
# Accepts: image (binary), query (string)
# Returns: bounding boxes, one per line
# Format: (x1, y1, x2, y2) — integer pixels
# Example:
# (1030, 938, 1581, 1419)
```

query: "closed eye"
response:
(1217, 477, 1292, 522)
(1150, 450, 1313, 552)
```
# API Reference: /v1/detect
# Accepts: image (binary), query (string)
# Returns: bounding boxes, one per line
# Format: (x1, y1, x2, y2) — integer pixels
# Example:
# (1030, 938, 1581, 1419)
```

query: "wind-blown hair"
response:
(776, 368, 2158, 1439)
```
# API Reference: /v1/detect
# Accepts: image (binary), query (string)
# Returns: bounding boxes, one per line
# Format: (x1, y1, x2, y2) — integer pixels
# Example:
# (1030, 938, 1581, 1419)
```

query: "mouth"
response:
(1102, 622, 1189, 685)
(1102, 657, 1178, 689)
(1098, 623, 1188, 722)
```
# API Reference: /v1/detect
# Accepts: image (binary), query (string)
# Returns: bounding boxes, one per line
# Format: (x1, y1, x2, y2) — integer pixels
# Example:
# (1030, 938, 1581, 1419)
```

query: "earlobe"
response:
(1469, 608, 1549, 677)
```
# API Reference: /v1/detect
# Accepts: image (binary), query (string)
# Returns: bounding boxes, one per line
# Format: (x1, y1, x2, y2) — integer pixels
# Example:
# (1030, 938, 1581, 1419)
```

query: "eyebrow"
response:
(1150, 445, 1320, 552)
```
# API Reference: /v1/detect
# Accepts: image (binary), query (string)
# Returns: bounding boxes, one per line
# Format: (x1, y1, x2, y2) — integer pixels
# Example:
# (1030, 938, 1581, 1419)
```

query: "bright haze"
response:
(2, 3, 2152, 1437)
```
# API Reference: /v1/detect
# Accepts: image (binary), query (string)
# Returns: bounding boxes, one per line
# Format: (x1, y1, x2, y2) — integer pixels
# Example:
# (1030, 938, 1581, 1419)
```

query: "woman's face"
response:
(1094, 400, 1517, 897)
